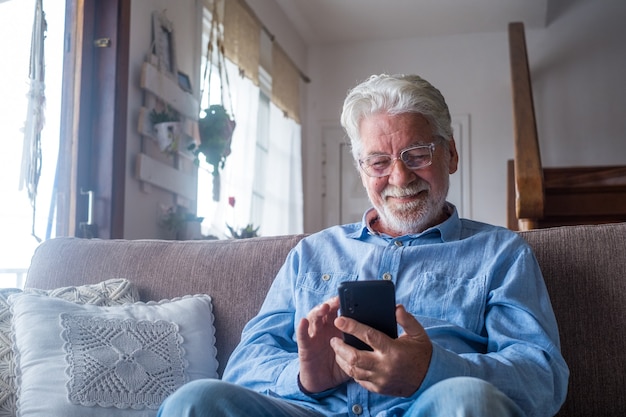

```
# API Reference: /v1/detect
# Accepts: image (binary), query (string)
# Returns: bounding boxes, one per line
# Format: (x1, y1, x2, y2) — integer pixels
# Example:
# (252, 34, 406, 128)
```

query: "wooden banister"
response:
(508, 22, 544, 228)
(507, 22, 626, 231)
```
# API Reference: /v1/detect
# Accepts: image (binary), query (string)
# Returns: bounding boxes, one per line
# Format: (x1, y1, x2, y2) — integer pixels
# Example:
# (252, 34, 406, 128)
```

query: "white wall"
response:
(301, 0, 626, 231)
(123, 0, 201, 239)
(529, 1, 626, 167)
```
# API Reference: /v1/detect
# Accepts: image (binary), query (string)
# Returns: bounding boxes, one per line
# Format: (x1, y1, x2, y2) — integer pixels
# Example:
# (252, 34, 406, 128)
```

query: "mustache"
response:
(381, 183, 428, 199)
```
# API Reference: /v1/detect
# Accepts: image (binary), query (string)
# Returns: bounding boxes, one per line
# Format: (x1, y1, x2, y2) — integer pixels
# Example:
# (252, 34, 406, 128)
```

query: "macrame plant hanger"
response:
(199, 0, 236, 202)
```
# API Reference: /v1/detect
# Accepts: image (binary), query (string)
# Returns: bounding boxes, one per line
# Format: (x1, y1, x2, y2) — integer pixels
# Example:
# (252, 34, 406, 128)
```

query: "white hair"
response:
(340, 74, 453, 160)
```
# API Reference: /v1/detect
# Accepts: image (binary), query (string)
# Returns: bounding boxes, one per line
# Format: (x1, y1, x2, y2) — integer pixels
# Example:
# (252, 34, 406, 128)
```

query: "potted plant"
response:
(226, 223, 260, 239)
(159, 205, 205, 240)
(194, 104, 236, 201)
(150, 105, 181, 154)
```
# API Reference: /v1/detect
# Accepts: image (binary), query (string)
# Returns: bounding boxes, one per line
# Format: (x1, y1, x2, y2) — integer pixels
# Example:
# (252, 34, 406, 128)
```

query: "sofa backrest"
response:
(25, 223, 626, 416)
(518, 222, 626, 416)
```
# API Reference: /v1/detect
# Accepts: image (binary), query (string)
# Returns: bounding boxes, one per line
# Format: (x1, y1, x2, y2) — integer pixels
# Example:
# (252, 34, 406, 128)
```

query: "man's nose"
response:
(387, 158, 416, 188)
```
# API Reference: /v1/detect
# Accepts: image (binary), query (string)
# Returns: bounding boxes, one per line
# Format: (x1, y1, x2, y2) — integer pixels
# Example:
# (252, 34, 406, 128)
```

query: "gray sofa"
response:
(23, 222, 626, 416)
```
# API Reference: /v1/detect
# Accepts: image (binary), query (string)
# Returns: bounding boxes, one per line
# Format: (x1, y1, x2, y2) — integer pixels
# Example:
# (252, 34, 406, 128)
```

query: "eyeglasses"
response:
(358, 142, 437, 178)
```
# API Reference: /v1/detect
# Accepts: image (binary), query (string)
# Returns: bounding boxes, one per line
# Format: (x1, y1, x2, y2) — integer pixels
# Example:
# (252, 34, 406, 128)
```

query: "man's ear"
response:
(447, 138, 459, 174)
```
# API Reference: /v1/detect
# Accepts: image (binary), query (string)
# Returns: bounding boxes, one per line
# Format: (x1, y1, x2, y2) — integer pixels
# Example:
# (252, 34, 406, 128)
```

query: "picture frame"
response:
(152, 11, 177, 77)
(177, 71, 192, 93)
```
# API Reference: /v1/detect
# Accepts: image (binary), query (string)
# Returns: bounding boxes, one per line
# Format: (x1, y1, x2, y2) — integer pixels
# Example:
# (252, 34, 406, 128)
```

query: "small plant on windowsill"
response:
(226, 223, 260, 239)
(224, 196, 260, 239)
(149, 105, 181, 155)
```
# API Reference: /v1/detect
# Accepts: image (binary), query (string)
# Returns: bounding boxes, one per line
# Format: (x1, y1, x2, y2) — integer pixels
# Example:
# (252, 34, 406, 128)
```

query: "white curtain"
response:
(198, 59, 259, 237)
(261, 103, 303, 235)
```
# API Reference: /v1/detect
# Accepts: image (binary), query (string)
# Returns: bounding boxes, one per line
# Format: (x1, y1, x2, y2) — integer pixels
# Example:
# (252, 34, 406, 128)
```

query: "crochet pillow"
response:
(10, 293, 217, 417)
(0, 288, 22, 416)
(0, 279, 139, 417)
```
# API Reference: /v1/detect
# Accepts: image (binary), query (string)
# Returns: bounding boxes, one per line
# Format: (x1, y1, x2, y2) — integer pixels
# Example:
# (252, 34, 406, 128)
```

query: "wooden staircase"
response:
(506, 22, 626, 231)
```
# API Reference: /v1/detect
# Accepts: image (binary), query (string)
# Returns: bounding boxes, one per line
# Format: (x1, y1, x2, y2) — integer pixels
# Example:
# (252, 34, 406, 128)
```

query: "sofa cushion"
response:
(0, 279, 139, 417)
(10, 294, 218, 417)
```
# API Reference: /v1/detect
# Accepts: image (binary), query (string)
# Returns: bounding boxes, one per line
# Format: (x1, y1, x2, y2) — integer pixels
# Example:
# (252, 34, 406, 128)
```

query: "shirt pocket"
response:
(295, 272, 358, 310)
(405, 272, 487, 333)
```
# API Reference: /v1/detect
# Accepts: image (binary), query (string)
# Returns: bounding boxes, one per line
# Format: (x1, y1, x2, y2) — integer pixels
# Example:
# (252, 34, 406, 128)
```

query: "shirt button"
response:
(351, 404, 363, 415)
(394, 240, 403, 247)
(382, 273, 392, 281)
(322, 274, 331, 281)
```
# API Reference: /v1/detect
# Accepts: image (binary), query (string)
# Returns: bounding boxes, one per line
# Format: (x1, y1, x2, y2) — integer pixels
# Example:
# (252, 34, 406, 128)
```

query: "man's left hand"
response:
(331, 304, 432, 397)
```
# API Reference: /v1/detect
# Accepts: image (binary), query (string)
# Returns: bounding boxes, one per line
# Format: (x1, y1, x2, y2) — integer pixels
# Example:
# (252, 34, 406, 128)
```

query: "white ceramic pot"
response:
(153, 122, 181, 152)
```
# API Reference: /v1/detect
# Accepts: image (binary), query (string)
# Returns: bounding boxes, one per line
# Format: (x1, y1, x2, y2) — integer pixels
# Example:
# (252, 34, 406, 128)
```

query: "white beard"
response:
(371, 177, 449, 235)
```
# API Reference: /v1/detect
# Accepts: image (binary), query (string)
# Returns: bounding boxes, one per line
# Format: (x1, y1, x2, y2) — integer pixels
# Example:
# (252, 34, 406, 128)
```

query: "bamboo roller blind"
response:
(212, 0, 304, 123)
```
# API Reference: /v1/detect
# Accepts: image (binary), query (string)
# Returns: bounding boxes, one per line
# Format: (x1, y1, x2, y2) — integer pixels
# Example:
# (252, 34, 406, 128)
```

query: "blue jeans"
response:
(157, 377, 525, 417)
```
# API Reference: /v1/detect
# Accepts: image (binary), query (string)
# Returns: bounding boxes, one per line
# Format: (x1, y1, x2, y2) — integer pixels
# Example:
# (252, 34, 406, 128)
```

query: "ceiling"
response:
(272, 0, 555, 46)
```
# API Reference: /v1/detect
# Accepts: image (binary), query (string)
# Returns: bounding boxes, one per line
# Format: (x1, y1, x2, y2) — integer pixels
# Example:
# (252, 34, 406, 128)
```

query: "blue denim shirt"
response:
(223, 206, 569, 417)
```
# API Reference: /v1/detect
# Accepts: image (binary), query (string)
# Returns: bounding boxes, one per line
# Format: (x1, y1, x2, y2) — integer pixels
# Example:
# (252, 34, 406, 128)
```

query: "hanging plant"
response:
(196, 0, 236, 202)
(195, 104, 236, 198)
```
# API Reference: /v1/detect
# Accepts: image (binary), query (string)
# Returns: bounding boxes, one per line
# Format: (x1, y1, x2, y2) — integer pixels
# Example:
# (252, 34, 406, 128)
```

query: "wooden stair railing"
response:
(507, 22, 626, 231)
(508, 22, 544, 231)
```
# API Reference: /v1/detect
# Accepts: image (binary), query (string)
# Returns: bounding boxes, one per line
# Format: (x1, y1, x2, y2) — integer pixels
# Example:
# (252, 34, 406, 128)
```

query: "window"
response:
(251, 90, 270, 229)
(197, 7, 302, 238)
(196, 8, 260, 237)
(0, 0, 65, 288)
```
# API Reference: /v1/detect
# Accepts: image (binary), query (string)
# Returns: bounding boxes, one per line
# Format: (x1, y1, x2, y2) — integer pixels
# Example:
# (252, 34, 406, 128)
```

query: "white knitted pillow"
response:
(0, 279, 139, 417)
(10, 293, 217, 417)
(23, 278, 138, 305)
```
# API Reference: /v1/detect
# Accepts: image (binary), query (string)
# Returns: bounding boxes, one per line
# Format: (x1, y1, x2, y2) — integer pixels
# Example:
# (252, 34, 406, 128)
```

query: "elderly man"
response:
(158, 74, 568, 417)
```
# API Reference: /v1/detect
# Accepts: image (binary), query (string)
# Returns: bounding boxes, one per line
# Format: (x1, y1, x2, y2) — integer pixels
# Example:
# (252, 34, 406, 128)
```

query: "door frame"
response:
(57, 0, 130, 238)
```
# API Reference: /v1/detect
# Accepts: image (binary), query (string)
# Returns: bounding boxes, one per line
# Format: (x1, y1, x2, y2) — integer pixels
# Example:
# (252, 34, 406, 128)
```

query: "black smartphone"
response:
(338, 280, 398, 351)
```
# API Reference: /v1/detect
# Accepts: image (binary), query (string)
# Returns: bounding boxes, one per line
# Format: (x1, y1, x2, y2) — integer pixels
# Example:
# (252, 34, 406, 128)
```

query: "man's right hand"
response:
(296, 297, 350, 393)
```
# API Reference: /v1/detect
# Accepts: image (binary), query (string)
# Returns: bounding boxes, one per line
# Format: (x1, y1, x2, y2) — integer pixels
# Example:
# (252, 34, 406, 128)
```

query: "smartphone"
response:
(338, 280, 398, 351)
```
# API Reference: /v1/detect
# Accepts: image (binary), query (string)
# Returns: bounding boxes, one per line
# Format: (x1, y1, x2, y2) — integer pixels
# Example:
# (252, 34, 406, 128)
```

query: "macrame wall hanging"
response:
(195, 0, 236, 202)
(19, 0, 46, 242)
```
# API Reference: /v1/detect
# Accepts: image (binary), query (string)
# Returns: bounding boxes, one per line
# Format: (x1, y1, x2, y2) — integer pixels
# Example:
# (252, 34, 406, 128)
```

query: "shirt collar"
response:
(348, 202, 462, 242)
